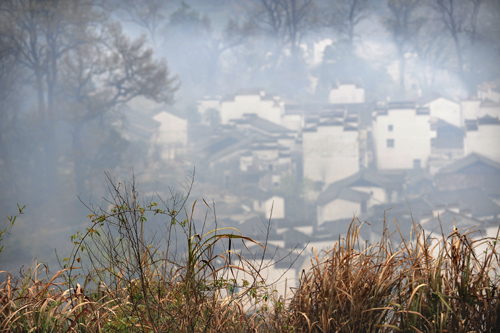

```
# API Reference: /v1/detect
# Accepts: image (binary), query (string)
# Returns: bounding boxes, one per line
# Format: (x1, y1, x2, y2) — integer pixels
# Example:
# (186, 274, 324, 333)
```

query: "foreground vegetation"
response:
(1, 174, 499, 332)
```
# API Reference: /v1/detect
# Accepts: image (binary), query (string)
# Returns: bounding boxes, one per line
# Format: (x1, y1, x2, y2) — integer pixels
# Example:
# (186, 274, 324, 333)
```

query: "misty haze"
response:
(0, 0, 499, 331)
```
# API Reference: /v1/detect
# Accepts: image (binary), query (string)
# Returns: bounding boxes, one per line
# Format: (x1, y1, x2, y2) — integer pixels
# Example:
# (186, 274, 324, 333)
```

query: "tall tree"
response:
(111, 0, 172, 44)
(0, 0, 179, 195)
(385, 0, 424, 91)
(61, 22, 178, 193)
(324, 0, 372, 50)
(247, 0, 317, 62)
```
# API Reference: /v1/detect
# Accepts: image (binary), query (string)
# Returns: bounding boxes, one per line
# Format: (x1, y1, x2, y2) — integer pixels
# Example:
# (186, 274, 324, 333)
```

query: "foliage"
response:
(1, 176, 499, 332)
(0, 204, 25, 254)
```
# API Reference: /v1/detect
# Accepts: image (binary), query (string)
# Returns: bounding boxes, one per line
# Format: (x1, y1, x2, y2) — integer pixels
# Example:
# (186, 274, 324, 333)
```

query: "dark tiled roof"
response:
(317, 169, 403, 206)
(424, 188, 500, 218)
(477, 114, 500, 125)
(431, 119, 464, 149)
(416, 107, 430, 115)
(388, 101, 416, 109)
(438, 153, 500, 174)
(236, 115, 293, 135)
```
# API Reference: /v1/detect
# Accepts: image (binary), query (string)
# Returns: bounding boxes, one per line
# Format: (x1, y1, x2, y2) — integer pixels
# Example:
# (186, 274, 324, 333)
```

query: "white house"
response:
(328, 84, 365, 104)
(281, 105, 305, 132)
(315, 169, 401, 226)
(464, 116, 500, 164)
(418, 93, 461, 128)
(219, 89, 284, 125)
(373, 102, 436, 170)
(460, 99, 481, 126)
(302, 117, 359, 186)
(478, 82, 500, 103)
(478, 101, 500, 119)
(243, 186, 285, 220)
(317, 188, 369, 226)
(152, 110, 188, 160)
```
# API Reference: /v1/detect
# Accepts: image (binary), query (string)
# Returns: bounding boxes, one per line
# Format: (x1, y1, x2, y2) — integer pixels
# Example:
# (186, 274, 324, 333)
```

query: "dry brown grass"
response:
(1, 172, 498, 333)
(287, 220, 500, 333)
(1, 219, 499, 332)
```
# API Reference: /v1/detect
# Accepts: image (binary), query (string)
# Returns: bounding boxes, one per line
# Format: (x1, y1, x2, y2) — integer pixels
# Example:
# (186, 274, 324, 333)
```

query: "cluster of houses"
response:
(143, 81, 500, 292)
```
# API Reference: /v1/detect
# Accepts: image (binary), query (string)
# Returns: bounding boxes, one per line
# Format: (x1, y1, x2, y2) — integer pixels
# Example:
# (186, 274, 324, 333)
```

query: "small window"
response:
(413, 159, 421, 169)
(388, 124, 393, 131)
(387, 139, 395, 148)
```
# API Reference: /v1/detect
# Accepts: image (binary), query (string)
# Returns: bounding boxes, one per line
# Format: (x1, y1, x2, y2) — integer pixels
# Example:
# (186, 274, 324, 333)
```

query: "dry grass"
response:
(1, 172, 499, 333)
(287, 221, 500, 333)
(2, 219, 497, 332)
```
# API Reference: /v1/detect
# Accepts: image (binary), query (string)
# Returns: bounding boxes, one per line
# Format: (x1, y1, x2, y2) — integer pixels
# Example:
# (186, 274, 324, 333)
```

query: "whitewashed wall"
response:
(220, 92, 283, 125)
(373, 107, 435, 170)
(303, 125, 359, 185)
(461, 99, 481, 125)
(424, 97, 461, 128)
(465, 122, 500, 163)
(152, 111, 188, 160)
(328, 84, 365, 104)
(317, 199, 360, 226)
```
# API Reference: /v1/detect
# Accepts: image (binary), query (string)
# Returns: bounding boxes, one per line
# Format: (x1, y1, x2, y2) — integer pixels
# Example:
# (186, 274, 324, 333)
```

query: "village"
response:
(123, 81, 500, 291)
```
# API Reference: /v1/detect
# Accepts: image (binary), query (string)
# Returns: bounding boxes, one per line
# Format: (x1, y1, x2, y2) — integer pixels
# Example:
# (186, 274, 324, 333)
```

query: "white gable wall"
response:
(478, 87, 500, 103)
(479, 104, 500, 119)
(220, 93, 283, 125)
(254, 196, 285, 219)
(461, 100, 481, 125)
(303, 125, 359, 185)
(373, 108, 435, 170)
(281, 113, 304, 132)
(425, 98, 461, 128)
(465, 123, 500, 163)
(328, 84, 365, 104)
(317, 199, 360, 226)
(152, 111, 188, 160)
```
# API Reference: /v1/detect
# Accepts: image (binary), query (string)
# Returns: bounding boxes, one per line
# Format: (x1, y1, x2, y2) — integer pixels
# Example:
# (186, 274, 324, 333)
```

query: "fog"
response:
(1, 0, 499, 279)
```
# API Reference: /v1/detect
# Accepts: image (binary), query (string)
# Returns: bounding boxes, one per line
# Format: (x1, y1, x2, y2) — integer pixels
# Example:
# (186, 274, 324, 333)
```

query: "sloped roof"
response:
(423, 188, 500, 218)
(423, 211, 484, 235)
(463, 115, 500, 130)
(317, 169, 402, 206)
(152, 106, 187, 120)
(478, 114, 500, 125)
(417, 92, 458, 106)
(233, 114, 293, 135)
(438, 153, 500, 174)
(242, 186, 282, 201)
(431, 119, 464, 149)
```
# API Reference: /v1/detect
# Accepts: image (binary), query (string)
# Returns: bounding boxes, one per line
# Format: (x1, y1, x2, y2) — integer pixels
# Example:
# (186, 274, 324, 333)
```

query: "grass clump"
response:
(0, 172, 499, 332)
(288, 221, 500, 333)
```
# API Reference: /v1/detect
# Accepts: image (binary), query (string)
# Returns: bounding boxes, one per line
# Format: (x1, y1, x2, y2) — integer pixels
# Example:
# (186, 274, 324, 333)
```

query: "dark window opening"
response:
(387, 139, 395, 148)
(388, 124, 393, 131)
(413, 159, 421, 168)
